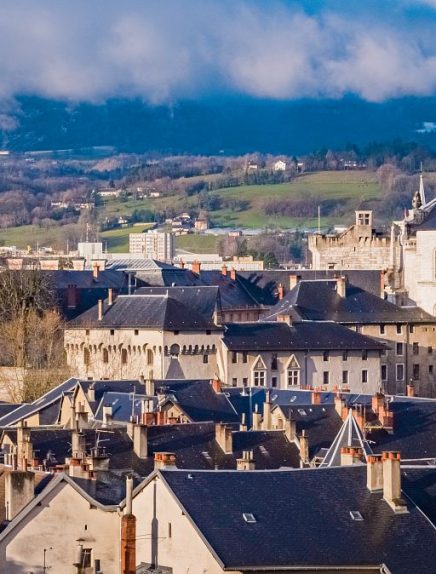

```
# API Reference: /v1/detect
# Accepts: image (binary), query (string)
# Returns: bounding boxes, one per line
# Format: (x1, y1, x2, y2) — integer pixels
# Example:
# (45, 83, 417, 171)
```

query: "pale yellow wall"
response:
(133, 475, 227, 574)
(0, 481, 120, 574)
(403, 230, 436, 315)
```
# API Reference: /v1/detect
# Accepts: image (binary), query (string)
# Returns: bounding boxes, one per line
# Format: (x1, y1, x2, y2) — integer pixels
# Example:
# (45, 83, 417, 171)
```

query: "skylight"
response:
(242, 513, 257, 523)
(298, 408, 307, 416)
(350, 511, 364, 521)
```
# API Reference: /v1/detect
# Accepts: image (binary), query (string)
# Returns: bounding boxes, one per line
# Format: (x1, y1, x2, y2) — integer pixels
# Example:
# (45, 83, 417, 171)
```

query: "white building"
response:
(129, 230, 174, 262)
(274, 160, 286, 171)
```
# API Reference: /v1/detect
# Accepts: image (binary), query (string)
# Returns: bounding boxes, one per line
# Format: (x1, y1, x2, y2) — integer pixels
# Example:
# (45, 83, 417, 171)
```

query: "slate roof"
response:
(402, 468, 436, 525)
(263, 279, 434, 324)
(45, 270, 128, 290)
(105, 259, 174, 271)
(274, 403, 344, 459)
(237, 269, 384, 306)
(160, 466, 436, 572)
(368, 400, 436, 460)
(68, 293, 221, 330)
(155, 379, 239, 424)
(0, 378, 78, 427)
(93, 392, 157, 424)
(223, 321, 386, 351)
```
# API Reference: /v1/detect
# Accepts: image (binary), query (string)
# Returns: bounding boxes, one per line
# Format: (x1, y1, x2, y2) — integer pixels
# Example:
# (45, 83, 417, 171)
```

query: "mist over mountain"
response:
(1, 96, 436, 156)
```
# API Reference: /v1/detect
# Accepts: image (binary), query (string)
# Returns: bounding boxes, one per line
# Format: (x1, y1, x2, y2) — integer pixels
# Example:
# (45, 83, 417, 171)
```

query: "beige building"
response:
(129, 230, 174, 262)
(308, 210, 392, 271)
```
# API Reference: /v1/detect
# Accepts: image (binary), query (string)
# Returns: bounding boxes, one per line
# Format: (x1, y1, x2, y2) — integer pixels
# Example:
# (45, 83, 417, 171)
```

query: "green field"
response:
(98, 170, 381, 230)
(0, 171, 382, 251)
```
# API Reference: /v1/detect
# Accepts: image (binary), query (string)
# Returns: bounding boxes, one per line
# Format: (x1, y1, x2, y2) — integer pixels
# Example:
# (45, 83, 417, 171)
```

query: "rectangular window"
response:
(271, 353, 278, 370)
(413, 364, 420, 380)
(323, 351, 329, 362)
(429, 365, 434, 375)
(379, 325, 385, 335)
(342, 350, 348, 361)
(429, 346, 433, 355)
(203, 354, 209, 364)
(232, 378, 237, 386)
(287, 370, 300, 386)
(396, 324, 402, 334)
(362, 350, 368, 361)
(381, 365, 387, 381)
(231, 351, 238, 364)
(409, 325, 414, 333)
(361, 370, 368, 384)
(271, 376, 277, 387)
(85, 329, 90, 336)
(242, 377, 248, 386)
(174, 330, 179, 335)
(355, 325, 362, 333)
(412, 342, 419, 355)
(396, 343, 404, 356)
(342, 370, 348, 385)
(253, 371, 266, 387)
(82, 549, 92, 569)
(242, 352, 248, 364)
(323, 371, 329, 386)
(110, 329, 115, 336)
(396, 363, 405, 381)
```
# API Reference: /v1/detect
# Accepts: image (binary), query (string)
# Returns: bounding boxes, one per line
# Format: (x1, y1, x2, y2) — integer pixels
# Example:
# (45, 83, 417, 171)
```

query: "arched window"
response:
(147, 349, 154, 366)
(170, 344, 180, 357)
(103, 348, 109, 364)
(121, 349, 128, 365)
(84, 348, 90, 366)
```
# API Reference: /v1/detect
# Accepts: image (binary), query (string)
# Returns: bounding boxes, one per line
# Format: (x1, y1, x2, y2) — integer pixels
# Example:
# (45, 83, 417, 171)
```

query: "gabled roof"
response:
(68, 293, 221, 330)
(237, 269, 384, 306)
(0, 378, 78, 427)
(45, 269, 128, 290)
(155, 380, 239, 424)
(263, 280, 434, 324)
(223, 321, 386, 351)
(159, 466, 436, 572)
(93, 392, 157, 424)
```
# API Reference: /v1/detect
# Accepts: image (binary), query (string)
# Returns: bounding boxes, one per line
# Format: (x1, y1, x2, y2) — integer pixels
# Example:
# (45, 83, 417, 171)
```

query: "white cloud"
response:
(0, 1, 435, 103)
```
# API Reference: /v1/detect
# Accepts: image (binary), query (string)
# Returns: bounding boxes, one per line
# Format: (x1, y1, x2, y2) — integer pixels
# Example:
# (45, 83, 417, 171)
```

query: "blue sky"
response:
(0, 1, 436, 104)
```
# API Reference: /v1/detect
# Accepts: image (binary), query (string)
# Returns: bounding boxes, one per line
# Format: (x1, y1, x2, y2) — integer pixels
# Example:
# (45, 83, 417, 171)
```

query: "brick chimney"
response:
(221, 263, 228, 277)
(335, 393, 345, 417)
(230, 267, 237, 281)
(239, 412, 247, 431)
(133, 424, 148, 459)
(371, 392, 385, 416)
(367, 454, 383, 491)
(87, 384, 96, 402)
(352, 405, 366, 433)
(299, 430, 309, 466)
(311, 389, 321, 405)
(145, 378, 155, 396)
(277, 283, 284, 300)
(340, 446, 363, 466)
(211, 378, 222, 394)
(252, 404, 262, 430)
(98, 299, 103, 321)
(378, 403, 394, 433)
(289, 274, 301, 290)
(236, 450, 255, 471)
(71, 429, 87, 459)
(284, 417, 296, 442)
(382, 451, 407, 513)
(5, 470, 35, 520)
(121, 475, 136, 574)
(215, 423, 233, 454)
(192, 260, 201, 275)
(407, 382, 415, 397)
(67, 284, 78, 309)
(92, 263, 100, 280)
(262, 390, 272, 430)
(108, 287, 114, 306)
(180, 259, 185, 269)
(336, 276, 347, 298)
(17, 422, 33, 470)
(102, 405, 112, 427)
(154, 452, 177, 470)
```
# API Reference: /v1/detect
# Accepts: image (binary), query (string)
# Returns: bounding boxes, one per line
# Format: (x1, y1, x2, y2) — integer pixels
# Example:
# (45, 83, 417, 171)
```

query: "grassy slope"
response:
(0, 171, 381, 251)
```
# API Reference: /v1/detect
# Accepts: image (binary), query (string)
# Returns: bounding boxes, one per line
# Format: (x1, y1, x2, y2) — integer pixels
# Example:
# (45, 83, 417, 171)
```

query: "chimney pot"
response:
(336, 276, 347, 298)
(382, 451, 407, 513)
(215, 423, 233, 454)
(154, 451, 177, 470)
(98, 299, 103, 321)
(230, 267, 236, 281)
(277, 283, 284, 300)
(289, 274, 301, 290)
(311, 389, 321, 405)
(221, 263, 228, 277)
(108, 288, 114, 306)
(192, 260, 201, 275)
(211, 379, 222, 394)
